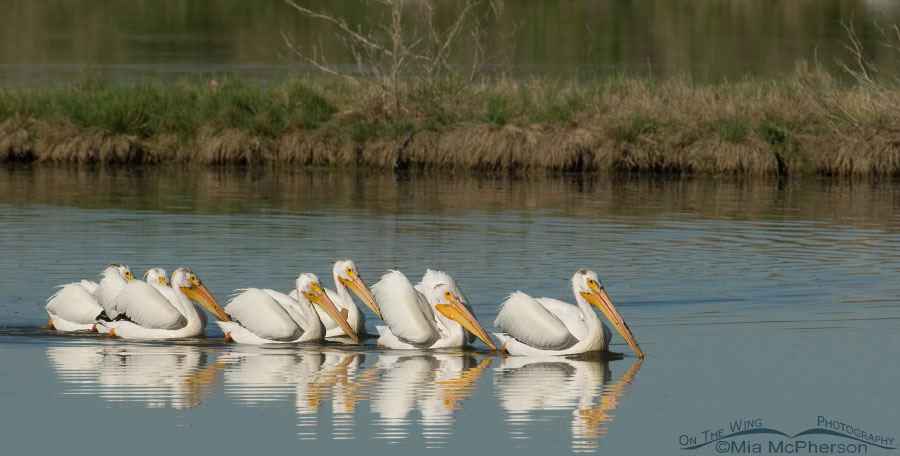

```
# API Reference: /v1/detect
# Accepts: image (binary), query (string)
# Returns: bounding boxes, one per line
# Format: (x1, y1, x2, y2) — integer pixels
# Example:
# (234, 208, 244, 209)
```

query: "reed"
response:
(2, 66, 900, 176)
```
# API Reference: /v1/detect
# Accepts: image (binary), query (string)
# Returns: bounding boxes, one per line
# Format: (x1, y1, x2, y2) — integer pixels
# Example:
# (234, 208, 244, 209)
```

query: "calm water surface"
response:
(1, 167, 899, 455)
(4, 0, 900, 85)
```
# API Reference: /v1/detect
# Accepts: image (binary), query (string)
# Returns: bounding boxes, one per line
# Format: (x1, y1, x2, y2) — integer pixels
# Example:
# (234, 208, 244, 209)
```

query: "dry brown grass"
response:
(0, 117, 34, 162)
(35, 127, 144, 165)
(3, 70, 900, 176)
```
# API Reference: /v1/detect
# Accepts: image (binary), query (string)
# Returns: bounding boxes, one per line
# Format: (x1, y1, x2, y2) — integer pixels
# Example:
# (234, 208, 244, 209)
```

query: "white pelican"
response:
(98, 268, 230, 339)
(217, 273, 359, 345)
(493, 269, 644, 358)
(144, 267, 179, 304)
(290, 259, 382, 338)
(46, 264, 134, 332)
(372, 270, 496, 350)
(94, 266, 169, 334)
(94, 263, 136, 322)
(46, 279, 101, 332)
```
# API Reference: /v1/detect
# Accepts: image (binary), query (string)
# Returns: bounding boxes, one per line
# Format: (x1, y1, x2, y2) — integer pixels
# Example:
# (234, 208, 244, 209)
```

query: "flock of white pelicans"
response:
(44, 259, 644, 358)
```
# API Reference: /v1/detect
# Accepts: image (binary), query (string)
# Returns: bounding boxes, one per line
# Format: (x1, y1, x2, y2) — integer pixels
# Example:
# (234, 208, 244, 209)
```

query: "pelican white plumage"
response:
(46, 264, 134, 332)
(291, 259, 382, 338)
(94, 266, 167, 334)
(493, 269, 643, 358)
(46, 279, 101, 332)
(372, 270, 496, 350)
(217, 273, 359, 345)
(416, 269, 478, 346)
(94, 264, 136, 322)
(98, 268, 230, 339)
(144, 267, 179, 306)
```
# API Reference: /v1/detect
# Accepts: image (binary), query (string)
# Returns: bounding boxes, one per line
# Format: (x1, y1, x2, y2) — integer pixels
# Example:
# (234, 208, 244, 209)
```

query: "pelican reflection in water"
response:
(494, 355, 643, 452)
(45, 344, 639, 452)
(371, 354, 493, 446)
(46, 343, 224, 409)
(219, 346, 379, 439)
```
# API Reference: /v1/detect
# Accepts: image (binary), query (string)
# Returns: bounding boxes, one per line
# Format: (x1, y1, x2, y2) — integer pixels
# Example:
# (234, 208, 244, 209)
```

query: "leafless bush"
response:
(816, 16, 900, 131)
(282, 0, 512, 119)
(837, 18, 879, 87)
(839, 15, 900, 85)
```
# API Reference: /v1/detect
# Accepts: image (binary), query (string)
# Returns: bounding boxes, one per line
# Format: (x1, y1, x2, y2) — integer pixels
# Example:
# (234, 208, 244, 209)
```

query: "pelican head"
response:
(143, 268, 169, 286)
(573, 270, 643, 359)
(432, 283, 497, 350)
(333, 259, 382, 320)
(103, 263, 134, 281)
(172, 268, 230, 322)
(297, 272, 360, 343)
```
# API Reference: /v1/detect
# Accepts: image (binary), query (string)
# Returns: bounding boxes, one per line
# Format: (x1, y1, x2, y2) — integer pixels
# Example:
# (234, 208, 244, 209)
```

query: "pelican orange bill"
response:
(304, 288, 360, 343)
(435, 294, 497, 350)
(581, 286, 644, 358)
(339, 275, 382, 320)
(181, 283, 230, 322)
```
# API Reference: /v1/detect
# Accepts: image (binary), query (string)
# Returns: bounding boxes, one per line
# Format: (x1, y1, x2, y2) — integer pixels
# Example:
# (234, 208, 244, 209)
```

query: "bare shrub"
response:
(282, 0, 511, 120)
(833, 17, 900, 126)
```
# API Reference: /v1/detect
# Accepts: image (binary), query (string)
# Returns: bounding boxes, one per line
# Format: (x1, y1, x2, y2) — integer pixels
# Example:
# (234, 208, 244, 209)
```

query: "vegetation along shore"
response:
(2, 65, 900, 176)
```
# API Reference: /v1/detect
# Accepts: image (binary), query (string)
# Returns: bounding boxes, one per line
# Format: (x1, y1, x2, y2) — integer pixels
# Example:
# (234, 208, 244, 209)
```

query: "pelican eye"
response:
(124, 270, 134, 280)
(158, 277, 166, 285)
(346, 267, 355, 279)
(190, 275, 199, 285)
(311, 282, 321, 293)
(444, 291, 453, 300)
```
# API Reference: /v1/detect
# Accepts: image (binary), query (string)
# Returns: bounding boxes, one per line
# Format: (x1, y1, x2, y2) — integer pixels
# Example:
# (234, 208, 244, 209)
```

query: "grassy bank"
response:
(2, 67, 900, 175)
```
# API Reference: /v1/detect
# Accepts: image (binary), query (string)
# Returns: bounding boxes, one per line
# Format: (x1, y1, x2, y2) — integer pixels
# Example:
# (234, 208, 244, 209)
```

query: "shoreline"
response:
(2, 70, 900, 176)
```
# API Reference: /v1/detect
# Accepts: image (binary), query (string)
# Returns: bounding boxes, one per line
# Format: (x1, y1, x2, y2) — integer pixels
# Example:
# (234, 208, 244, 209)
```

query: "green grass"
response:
(481, 94, 512, 126)
(759, 120, 812, 172)
(715, 118, 748, 143)
(0, 76, 340, 139)
(349, 120, 414, 142)
(2, 69, 900, 176)
(287, 83, 337, 127)
(608, 114, 665, 143)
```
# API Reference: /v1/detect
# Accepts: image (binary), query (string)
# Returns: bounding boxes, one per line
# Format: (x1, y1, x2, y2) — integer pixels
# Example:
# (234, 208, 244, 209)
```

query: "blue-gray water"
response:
(1, 167, 899, 455)
(4, 0, 900, 86)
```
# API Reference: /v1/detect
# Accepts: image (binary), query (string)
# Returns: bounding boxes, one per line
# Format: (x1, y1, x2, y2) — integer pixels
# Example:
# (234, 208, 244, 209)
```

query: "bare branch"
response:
(281, 31, 358, 84)
(838, 18, 875, 85)
(434, 0, 479, 69)
(281, 0, 509, 119)
(283, 0, 393, 57)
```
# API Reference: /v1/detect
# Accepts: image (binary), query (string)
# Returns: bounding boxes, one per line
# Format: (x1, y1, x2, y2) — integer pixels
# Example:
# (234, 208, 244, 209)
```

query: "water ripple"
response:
(42, 339, 646, 452)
